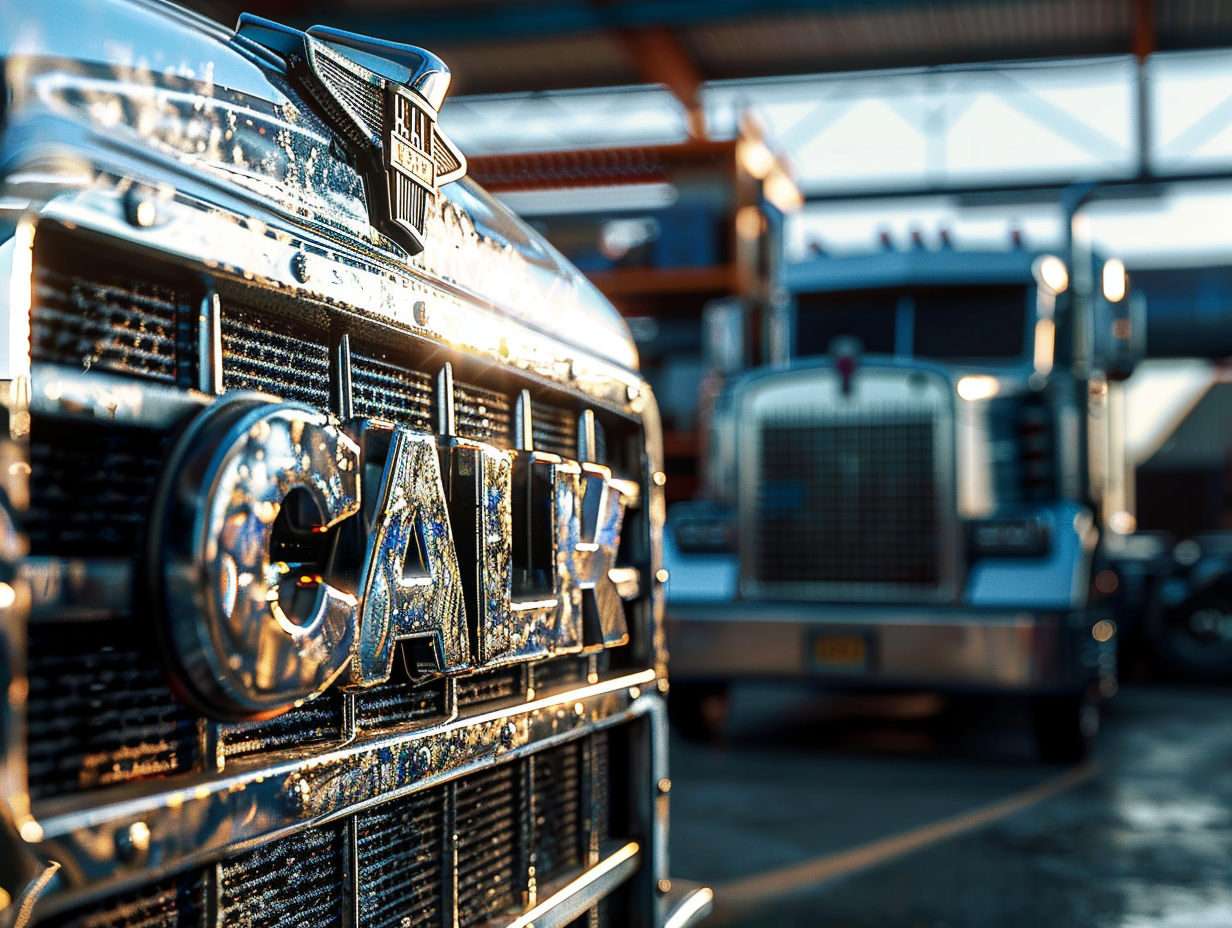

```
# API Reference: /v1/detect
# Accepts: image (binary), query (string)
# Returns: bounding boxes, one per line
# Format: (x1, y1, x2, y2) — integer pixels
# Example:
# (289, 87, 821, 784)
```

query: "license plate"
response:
(808, 632, 872, 674)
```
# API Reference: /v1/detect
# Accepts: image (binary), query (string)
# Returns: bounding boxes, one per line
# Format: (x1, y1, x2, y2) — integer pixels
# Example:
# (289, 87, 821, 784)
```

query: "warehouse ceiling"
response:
(180, 0, 1232, 97)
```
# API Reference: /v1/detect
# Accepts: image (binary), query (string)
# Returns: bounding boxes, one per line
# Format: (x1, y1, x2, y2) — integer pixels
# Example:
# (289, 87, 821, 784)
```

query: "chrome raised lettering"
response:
(152, 399, 361, 720)
(566, 464, 637, 651)
(152, 397, 637, 720)
(351, 423, 468, 684)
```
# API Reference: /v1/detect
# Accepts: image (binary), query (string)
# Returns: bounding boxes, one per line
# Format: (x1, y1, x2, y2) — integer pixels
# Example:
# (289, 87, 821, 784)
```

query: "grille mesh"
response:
(219, 825, 344, 928)
(32, 258, 187, 385)
(533, 403, 579, 459)
(26, 621, 197, 801)
(315, 52, 385, 139)
(533, 656, 588, 694)
(354, 676, 446, 730)
(37, 872, 205, 928)
(534, 739, 582, 882)
(456, 763, 522, 927)
(26, 416, 169, 558)
(457, 666, 524, 708)
(220, 306, 330, 410)
(351, 346, 433, 432)
(592, 731, 610, 846)
(757, 417, 941, 593)
(218, 690, 344, 758)
(456, 381, 513, 448)
(356, 787, 445, 928)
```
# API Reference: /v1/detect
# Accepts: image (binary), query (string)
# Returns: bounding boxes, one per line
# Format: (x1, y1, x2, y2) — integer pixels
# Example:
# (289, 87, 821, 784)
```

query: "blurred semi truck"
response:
(664, 239, 1143, 760)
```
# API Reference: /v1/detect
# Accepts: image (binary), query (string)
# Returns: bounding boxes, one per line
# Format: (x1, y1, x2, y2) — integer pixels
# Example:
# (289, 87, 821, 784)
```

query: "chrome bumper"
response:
(667, 603, 1082, 691)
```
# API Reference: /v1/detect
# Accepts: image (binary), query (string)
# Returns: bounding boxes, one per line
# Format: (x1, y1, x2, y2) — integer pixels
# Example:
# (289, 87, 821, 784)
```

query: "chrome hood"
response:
(0, 0, 638, 370)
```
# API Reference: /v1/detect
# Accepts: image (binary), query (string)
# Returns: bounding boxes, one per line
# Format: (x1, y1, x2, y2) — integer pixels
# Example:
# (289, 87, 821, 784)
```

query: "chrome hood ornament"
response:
(236, 14, 468, 256)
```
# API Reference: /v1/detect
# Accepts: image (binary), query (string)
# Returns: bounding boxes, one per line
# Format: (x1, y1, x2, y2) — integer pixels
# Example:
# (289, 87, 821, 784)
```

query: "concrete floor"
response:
(669, 684, 1232, 927)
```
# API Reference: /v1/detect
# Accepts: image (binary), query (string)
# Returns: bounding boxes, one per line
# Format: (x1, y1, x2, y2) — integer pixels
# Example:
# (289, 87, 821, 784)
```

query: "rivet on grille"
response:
(658, 878, 672, 894)
(125, 188, 158, 227)
(658, 777, 672, 794)
(290, 251, 311, 283)
(117, 820, 151, 860)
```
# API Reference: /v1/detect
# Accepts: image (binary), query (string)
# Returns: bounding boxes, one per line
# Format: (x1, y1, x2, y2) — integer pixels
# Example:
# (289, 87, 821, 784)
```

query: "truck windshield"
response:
(796, 284, 1028, 361)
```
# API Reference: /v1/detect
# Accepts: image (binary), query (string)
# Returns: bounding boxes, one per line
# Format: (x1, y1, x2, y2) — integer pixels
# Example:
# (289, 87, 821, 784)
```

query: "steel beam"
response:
(800, 171, 1232, 205)
(617, 26, 706, 137)
(286, 0, 969, 46)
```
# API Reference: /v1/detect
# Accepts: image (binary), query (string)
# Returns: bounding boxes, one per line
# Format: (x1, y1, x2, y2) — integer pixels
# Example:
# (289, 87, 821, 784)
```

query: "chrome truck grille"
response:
(741, 366, 956, 602)
(12, 223, 655, 927)
(40, 735, 610, 928)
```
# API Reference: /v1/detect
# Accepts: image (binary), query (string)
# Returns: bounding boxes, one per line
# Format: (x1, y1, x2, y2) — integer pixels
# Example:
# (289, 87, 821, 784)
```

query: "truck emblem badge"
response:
(236, 16, 468, 256)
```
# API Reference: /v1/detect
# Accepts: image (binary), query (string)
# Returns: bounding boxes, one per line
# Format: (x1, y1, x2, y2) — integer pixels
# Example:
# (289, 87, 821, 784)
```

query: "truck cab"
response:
(666, 242, 1139, 760)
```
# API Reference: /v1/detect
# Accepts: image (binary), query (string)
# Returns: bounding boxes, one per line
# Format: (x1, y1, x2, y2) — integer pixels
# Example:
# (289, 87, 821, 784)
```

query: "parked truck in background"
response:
(0, 3, 711, 927)
(665, 239, 1143, 761)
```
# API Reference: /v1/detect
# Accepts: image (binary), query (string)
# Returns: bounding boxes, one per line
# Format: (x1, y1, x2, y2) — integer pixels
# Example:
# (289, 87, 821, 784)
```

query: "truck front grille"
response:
(219, 825, 345, 928)
(351, 344, 434, 432)
(356, 787, 445, 928)
(220, 305, 331, 409)
(457, 762, 523, 925)
(36, 735, 608, 928)
(20, 229, 648, 928)
(26, 417, 169, 558)
(756, 415, 944, 598)
(26, 620, 197, 801)
(32, 255, 191, 386)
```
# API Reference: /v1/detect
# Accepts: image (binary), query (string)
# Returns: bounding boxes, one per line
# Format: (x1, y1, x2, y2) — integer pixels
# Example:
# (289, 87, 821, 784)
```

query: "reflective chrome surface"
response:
(0, 1, 676, 923)
(668, 603, 1092, 689)
(153, 398, 362, 719)
(0, 0, 637, 370)
(352, 423, 468, 685)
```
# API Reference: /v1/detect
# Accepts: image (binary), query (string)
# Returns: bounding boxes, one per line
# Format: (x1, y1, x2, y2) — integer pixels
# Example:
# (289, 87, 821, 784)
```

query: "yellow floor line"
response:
(707, 761, 1098, 925)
